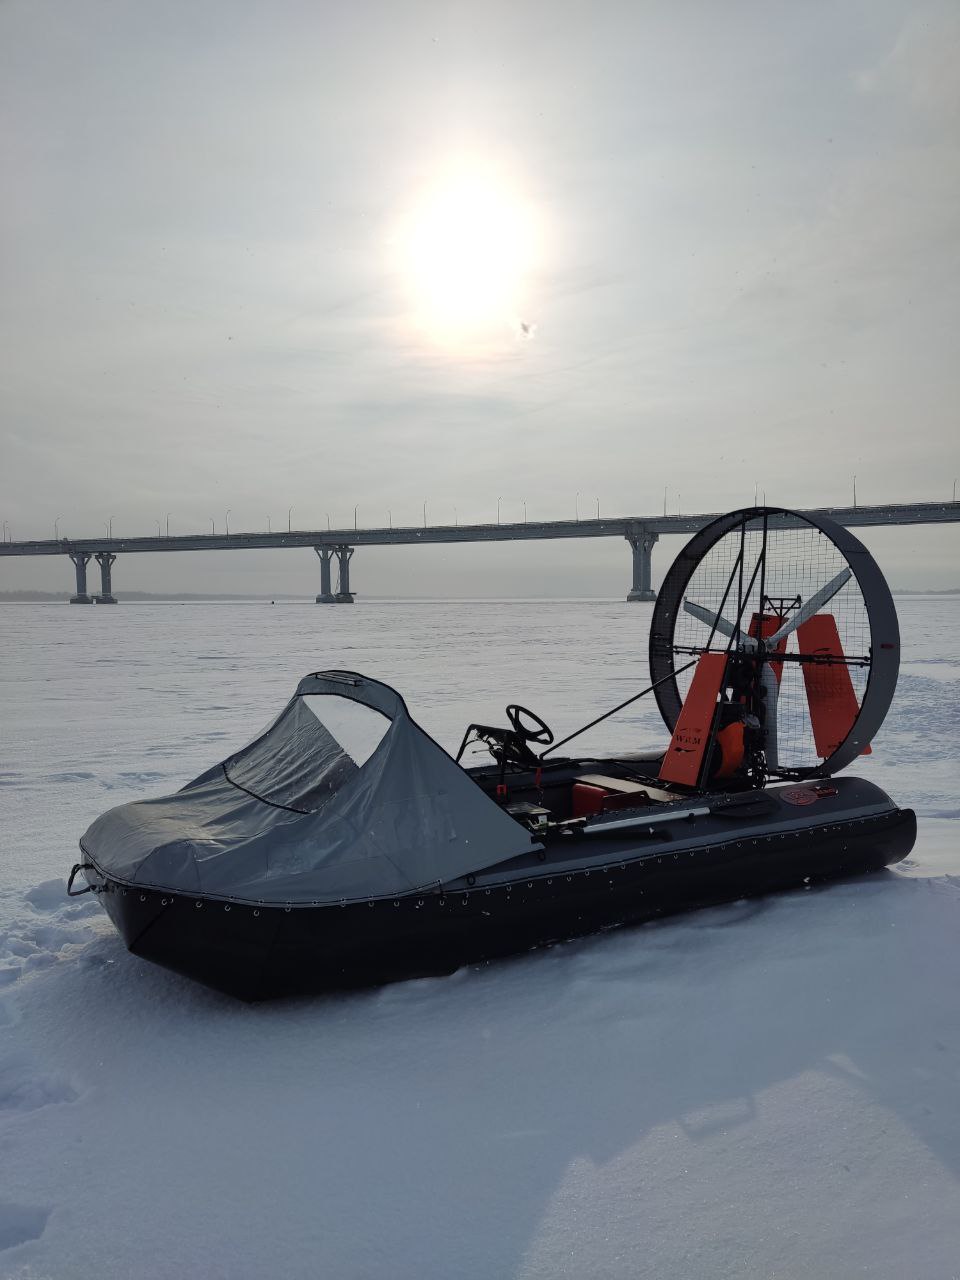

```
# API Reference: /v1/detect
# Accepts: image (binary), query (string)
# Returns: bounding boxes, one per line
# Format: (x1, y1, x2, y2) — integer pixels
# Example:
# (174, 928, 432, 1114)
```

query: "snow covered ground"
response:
(1, 597, 958, 1279)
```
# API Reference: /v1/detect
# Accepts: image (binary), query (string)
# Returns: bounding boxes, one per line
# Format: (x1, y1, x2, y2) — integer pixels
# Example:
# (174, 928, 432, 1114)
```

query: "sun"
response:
(398, 166, 539, 346)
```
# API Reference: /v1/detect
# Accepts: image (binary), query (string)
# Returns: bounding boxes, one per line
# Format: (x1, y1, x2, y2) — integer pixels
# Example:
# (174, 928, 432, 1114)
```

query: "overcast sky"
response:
(1, 0, 958, 596)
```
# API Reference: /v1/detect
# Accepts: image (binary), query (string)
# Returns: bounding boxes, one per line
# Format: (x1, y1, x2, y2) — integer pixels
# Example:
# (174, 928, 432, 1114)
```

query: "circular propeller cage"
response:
(649, 507, 900, 779)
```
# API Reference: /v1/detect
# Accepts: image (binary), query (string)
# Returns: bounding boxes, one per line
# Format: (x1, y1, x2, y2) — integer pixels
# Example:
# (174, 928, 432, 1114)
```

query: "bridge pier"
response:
(626, 530, 658, 602)
(68, 552, 93, 603)
(95, 551, 117, 603)
(314, 547, 336, 603)
(335, 545, 355, 603)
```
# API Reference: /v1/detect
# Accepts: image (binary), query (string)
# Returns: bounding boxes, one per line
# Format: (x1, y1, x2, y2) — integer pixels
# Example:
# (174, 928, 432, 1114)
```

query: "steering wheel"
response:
(506, 704, 554, 746)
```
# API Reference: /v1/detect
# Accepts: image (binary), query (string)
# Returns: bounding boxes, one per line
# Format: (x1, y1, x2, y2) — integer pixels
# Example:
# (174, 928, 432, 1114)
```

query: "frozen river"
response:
(1, 597, 958, 1278)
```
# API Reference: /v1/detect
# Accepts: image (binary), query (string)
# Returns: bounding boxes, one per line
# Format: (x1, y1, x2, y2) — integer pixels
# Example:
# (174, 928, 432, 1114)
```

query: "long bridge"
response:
(1, 502, 957, 604)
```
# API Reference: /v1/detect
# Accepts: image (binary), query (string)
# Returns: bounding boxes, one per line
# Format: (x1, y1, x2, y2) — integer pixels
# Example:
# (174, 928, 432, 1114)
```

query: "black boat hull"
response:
(83, 806, 916, 1001)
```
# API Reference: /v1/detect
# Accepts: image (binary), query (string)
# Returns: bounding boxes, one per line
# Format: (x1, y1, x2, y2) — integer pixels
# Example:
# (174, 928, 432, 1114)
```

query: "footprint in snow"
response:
(23, 880, 69, 913)
(7, 922, 96, 957)
(0, 882, 104, 977)
(0, 1203, 51, 1252)
(24, 879, 99, 920)
(0, 1058, 79, 1116)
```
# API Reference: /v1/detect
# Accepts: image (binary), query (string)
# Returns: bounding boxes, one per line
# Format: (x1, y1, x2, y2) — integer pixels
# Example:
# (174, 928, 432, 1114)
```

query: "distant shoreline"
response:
(0, 590, 304, 602)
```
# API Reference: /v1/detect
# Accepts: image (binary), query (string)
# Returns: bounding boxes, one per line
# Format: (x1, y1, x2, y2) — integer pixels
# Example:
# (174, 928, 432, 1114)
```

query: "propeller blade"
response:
(683, 599, 757, 649)
(766, 569, 853, 646)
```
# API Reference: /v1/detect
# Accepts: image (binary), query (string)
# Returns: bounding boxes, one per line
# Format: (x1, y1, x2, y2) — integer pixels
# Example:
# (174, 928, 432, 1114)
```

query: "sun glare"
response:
(398, 167, 539, 346)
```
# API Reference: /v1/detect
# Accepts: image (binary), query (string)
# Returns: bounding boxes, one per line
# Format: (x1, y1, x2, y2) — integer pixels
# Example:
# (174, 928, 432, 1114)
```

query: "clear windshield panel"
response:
(301, 694, 391, 765)
(223, 694, 392, 812)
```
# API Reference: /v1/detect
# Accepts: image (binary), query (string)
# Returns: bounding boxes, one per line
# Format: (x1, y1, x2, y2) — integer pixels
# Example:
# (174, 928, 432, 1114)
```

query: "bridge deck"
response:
(1, 502, 958, 556)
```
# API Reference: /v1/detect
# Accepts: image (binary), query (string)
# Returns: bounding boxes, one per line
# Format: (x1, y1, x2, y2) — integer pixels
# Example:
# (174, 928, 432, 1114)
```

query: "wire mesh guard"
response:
(650, 508, 896, 779)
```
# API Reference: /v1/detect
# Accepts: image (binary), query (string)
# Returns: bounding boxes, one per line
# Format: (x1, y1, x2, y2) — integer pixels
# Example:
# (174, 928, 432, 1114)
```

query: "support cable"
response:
(540, 659, 698, 759)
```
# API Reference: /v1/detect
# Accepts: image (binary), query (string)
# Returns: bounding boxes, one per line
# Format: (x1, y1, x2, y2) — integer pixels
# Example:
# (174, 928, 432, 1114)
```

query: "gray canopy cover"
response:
(80, 672, 536, 904)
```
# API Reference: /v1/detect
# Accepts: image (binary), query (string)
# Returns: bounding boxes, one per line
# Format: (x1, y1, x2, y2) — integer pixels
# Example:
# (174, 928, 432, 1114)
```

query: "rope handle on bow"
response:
(67, 863, 98, 896)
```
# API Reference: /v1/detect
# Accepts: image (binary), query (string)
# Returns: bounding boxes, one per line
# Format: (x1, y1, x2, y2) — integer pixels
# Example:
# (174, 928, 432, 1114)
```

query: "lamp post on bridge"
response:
(575, 491, 580, 522)
(209, 517, 215, 535)
(105, 516, 114, 538)
(288, 507, 293, 533)
(354, 504, 359, 531)
(54, 515, 62, 540)
(166, 514, 171, 537)
(225, 510, 231, 536)
(497, 496, 502, 525)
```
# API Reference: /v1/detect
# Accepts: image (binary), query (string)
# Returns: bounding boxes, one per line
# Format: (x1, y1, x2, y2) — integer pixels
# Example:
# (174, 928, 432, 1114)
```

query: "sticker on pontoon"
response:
(781, 787, 819, 806)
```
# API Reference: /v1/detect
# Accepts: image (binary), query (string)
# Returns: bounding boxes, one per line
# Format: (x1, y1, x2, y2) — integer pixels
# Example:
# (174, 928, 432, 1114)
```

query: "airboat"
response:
(72, 506, 916, 999)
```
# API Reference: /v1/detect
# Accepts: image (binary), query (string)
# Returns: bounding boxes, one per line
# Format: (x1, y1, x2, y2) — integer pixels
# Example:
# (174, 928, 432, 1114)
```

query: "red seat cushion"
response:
(571, 783, 607, 817)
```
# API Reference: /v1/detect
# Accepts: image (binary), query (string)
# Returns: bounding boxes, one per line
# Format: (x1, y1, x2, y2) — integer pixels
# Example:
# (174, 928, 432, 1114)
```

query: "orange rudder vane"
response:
(659, 652, 729, 786)
(797, 614, 871, 757)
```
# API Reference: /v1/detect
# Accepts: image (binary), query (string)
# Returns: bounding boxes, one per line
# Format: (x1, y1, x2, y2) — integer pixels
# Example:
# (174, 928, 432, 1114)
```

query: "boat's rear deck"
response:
(455, 765, 905, 887)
